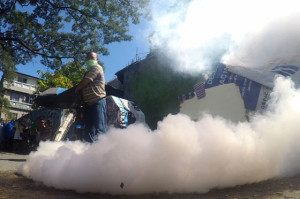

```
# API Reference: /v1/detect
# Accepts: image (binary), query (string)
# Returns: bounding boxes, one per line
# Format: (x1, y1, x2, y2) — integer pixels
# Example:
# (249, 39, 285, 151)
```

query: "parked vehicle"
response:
(32, 86, 145, 142)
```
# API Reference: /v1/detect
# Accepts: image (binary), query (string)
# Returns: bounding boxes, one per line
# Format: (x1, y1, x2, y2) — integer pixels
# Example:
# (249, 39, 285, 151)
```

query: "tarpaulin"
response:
(227, 65, 300, 88)
(204, 63, 300, 111)
(205, 63, 262, 110)
(106, 96, 145, 128)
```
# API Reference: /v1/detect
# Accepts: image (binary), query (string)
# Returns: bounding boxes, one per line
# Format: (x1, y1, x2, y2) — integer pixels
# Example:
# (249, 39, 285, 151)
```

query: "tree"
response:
(129, 63, 204, 130)
(36, 61, 87, 92)
(0, 95, 13, 120)
(0, 0, 149, 76)
(0, 51, 17, 82)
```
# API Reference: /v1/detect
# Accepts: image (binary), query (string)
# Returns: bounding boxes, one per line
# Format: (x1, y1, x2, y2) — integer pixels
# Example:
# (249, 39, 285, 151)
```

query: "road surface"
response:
(1, 151, 300, 199)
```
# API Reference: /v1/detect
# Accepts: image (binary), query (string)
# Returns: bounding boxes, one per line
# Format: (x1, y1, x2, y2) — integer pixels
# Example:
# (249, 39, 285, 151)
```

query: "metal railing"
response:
(4, 80, 36, 91)
(10, 101, 33, 111)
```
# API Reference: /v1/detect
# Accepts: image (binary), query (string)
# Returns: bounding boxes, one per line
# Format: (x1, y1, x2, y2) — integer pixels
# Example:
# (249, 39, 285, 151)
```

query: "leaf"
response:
(0, 0, 150, 71)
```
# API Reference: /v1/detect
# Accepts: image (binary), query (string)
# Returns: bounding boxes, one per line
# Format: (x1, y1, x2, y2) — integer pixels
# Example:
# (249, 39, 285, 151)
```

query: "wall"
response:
(0, 73, 39, 121)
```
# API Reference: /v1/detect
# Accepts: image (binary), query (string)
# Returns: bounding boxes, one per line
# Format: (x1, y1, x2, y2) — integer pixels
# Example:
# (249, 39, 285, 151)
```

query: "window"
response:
(29, 96, 33, 104)
(21, 95, 33, 104)
(17, 77, 27, 83)
(22, 95, 28, 103)
(10, 93, 19, 102)
(12, 113, 18, 120)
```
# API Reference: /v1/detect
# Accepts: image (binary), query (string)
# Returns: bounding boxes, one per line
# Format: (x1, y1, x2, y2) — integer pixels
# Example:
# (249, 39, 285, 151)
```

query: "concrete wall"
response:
(1, 73, 39, 121)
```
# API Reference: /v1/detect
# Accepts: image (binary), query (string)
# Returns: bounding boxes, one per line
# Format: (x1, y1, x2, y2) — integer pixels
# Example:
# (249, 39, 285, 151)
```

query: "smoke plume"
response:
(18, 0, 300, 195)
(19, 77, 300, 194)
(149, 0, 300, 73)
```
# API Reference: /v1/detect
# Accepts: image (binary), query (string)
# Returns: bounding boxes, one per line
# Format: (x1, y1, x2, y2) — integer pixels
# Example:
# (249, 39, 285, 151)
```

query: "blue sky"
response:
(12, 0, 300, 83)
(16, 17, 152, 82)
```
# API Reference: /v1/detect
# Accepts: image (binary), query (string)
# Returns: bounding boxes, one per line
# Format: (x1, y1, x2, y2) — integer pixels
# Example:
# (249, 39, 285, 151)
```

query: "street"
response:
(1, 151, 300, 199)
(0, 152, 27, 172)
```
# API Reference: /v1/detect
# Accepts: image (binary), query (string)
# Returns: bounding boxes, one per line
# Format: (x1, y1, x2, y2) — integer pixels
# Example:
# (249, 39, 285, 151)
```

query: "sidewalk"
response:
(0, 151, 28, 172)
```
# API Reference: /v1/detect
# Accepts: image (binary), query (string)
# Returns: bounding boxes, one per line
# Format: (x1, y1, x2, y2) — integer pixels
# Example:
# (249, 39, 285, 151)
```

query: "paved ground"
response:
(1, 151, 300, 199)
(0, 152, 28, 172)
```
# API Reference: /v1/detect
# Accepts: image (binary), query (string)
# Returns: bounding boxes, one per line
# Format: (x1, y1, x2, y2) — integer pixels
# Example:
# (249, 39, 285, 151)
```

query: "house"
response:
(114, 53, 157, 101)
(0, 72, 39, 120)
(113, 51, 203, 129)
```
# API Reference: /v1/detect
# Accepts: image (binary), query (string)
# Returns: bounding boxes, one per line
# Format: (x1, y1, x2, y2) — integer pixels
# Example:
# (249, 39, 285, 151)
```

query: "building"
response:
(114, 53, 158, 100)
(113, 51, 202, 129)
(0, 72, 39, 120)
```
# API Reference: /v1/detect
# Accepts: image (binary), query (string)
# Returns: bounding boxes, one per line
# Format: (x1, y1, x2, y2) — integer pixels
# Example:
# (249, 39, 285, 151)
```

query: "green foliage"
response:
(129, 66, 204, 129)
(0, 51, 17, 83)
(0, 91, 13, 120)
(0, 0, 149, 75)
(37, 71, 73, 92)
(36, 61, 86, 92)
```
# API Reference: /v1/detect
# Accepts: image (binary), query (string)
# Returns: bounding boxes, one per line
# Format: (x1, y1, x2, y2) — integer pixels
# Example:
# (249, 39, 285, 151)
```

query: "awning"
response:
(34, 87, 78, 108)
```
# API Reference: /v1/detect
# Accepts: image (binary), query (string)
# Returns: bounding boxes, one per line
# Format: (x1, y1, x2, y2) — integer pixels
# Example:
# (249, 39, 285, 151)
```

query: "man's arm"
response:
(75, 78, 91, 94)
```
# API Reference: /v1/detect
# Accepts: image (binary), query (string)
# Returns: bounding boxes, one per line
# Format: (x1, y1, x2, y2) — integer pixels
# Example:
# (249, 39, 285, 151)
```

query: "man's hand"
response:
(75, 85, 80, 94)
(75, 78, 91, 94)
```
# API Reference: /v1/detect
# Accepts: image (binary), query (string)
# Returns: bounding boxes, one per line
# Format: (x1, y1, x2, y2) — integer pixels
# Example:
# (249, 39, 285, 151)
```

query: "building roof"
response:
(115, 54, 155, 83)
(15, 72, 41, 80)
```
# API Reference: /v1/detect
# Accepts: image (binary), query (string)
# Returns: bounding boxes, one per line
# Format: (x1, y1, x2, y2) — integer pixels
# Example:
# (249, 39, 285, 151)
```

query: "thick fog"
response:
(149, 0, 300, 72)
(18, 0, 300, 195)
(19, 77, 300, 194)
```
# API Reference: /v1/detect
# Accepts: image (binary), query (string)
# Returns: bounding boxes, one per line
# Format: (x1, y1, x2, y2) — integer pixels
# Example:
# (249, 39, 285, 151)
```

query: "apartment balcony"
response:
(10, 101, 33, 111)
(3, 80, 36, 94)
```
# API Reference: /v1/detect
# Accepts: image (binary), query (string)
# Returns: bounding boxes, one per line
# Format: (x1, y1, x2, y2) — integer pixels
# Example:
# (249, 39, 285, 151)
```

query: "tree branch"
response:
(0, 1, 16, 16)
(0, 36, 73, 60)
(15, 0, 30, 7)
(0, 36, 48, 51)
(44, 0, 107, 26)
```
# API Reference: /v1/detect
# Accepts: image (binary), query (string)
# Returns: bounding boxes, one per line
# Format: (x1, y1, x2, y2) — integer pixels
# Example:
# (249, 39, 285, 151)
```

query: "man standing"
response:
(75, 52, 107, 142)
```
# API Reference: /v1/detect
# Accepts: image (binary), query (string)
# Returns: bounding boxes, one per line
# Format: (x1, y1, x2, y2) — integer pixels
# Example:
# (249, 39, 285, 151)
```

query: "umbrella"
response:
(40, 88, 68, 96)
(35, 85, 125, 108)
(34, 87, 79, 108)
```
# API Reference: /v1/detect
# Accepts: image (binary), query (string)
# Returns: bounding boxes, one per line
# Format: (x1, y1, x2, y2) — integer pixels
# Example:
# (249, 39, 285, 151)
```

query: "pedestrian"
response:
(23, 115, 31, 131)
(12, 119, 24, 153)
(3, 121, 16, 151)
(0, 121, 4, 150)
(28, 121, 37, 151)
(41, 120, 53, 141)
(36, 119, 46, 144)
(75, 51, 107, 142)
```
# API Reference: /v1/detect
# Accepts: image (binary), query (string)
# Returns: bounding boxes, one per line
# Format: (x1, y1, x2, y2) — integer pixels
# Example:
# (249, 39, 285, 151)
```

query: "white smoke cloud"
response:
(19, 77, 300, 194)
(149, 0, 300, 73)
(223, 12, 300, 68)
(17, 0, 300, 195)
